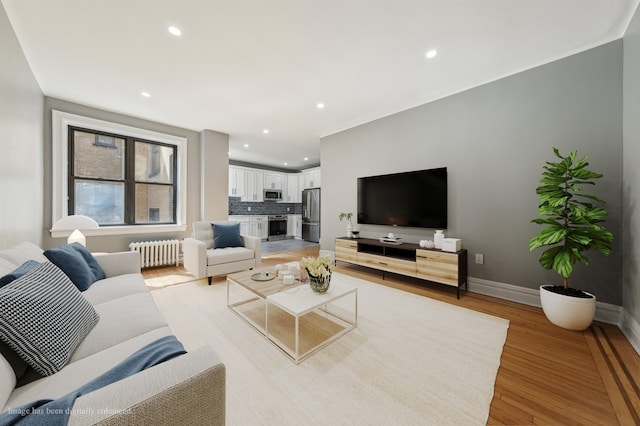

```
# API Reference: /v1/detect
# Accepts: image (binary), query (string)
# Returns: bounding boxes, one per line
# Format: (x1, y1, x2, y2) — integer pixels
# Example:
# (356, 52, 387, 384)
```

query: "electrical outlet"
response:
(475, 253, 484, 265)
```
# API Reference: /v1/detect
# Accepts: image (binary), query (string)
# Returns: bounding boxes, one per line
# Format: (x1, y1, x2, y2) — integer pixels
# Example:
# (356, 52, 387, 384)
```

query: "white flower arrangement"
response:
(300, 255, 334, 279)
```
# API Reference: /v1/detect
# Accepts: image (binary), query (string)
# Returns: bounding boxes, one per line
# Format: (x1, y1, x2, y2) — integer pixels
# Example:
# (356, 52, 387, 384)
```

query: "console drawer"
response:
(357, 252, 416, 277)
(335, 239, 358, 263)
(416, 249, 458, 286)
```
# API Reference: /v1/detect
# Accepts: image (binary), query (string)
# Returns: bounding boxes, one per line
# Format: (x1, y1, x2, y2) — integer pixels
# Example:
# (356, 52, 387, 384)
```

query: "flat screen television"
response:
(357, 167, 447, 229)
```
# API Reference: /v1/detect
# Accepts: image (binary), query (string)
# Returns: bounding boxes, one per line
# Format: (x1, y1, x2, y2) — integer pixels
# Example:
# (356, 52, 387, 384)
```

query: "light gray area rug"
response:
(151, 272, 509, 425)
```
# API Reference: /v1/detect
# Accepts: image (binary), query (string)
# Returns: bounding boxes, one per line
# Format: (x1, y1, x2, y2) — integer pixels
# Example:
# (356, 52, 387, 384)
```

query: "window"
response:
(69, 127, 176, 226)
(52, 110, 188, 236)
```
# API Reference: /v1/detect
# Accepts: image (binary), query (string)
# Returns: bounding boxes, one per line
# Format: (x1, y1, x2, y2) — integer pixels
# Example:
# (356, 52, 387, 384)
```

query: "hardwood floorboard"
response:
(142, 246, 640, 425)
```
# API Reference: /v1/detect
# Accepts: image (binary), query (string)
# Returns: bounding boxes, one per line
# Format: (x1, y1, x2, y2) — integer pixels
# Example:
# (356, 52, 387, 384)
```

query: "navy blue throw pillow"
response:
(0, 260, 41, 288)
(212, 223, 244, 249)
(43, 243, 106, 291)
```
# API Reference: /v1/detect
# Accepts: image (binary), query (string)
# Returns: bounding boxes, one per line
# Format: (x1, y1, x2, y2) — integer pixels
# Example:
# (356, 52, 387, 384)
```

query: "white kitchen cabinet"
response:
(249, 216, 268, 240)
(286, 174, 300, 202)
(228, 166, 245, 197)
(310, 169, 321, 188)
(294, 214, 302, 238)
(244, 170, 264, 201)
(287, 215, 295, 237)
(228, 215, 250, 236)
(301, 168, 321, 189)
(263, 172, 284, 190)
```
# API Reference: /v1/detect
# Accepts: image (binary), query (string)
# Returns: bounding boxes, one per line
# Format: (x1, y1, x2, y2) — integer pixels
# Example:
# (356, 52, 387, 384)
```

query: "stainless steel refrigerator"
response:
(302, 188, 321, 242)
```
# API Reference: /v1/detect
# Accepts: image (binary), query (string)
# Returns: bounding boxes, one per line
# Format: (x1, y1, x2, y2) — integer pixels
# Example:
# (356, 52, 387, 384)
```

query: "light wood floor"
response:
(143, 247, 640, 426)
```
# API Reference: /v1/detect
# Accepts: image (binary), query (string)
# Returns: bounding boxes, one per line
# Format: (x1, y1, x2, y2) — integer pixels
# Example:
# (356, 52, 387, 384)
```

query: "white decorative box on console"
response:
(442, 238, 461, 253)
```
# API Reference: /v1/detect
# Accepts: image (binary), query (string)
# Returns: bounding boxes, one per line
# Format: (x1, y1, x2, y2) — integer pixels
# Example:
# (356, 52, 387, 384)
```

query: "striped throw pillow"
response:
(0, 262, 99, 376)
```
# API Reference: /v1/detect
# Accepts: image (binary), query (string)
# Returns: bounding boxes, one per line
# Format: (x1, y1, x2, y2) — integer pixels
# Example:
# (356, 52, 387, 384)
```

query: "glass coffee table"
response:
(226, 266, 358, 364)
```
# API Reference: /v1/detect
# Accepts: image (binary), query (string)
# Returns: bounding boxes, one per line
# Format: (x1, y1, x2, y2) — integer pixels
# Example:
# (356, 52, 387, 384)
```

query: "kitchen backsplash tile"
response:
(229, 197, 302, 215)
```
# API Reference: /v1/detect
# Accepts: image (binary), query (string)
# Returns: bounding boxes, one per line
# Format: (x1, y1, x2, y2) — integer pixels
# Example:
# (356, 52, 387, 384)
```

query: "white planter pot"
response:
(539, 285, 596, 331)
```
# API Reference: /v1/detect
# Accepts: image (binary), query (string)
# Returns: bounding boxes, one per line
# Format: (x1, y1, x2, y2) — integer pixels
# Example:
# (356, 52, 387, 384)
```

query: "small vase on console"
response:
(434, 230, 445, 249)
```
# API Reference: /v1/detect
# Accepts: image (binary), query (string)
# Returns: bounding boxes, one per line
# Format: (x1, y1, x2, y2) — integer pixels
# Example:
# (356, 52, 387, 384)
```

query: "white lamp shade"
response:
(52, 215, 99, 231)
(67, 229, 86, 246)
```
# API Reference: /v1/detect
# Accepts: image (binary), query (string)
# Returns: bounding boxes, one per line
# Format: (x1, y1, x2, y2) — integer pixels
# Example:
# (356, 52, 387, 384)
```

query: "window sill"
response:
(50, 224, 188, 239)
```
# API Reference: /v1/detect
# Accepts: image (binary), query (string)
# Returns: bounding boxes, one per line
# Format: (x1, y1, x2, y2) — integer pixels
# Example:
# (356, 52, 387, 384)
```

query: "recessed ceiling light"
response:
(426, 50, 438, 59)
(141, 91, 151, 98)
(284, 162, 288, 166)
(168, 26, 182, 37)
(243, 144, 249, 148)
(304, 157, 309, 161)
(317, 102, 325, 109)
(263, 129, 269, 134)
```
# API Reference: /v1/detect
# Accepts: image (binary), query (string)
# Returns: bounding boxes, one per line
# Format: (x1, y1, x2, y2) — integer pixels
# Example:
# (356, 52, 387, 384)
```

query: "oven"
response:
(268, 215, 287, 241)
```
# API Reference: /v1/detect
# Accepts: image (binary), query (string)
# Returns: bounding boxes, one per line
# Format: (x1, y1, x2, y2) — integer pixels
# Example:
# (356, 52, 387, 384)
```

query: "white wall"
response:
(321, 41, 623, 305)
(0, 4, 44, 248)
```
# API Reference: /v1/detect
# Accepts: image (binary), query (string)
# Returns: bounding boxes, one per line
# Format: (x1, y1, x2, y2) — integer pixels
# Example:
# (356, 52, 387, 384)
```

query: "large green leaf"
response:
(539, 246, 563, 269)
(552, 250, 573, 278)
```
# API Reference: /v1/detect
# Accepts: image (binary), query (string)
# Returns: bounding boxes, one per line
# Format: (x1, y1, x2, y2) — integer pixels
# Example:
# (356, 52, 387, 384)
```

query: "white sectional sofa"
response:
(0, 242, 225, 425)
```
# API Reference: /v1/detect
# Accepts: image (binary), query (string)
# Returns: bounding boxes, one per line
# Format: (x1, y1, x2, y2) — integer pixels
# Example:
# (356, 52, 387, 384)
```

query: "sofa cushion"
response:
(0, 242, 48, 266)
(206, 246, 254, 266)
(70, 293, 168, 362)
(44, 243, 106, 291)
(0, 258, 17, 277)
(5, 327, 172, 410)
(82, 273, 149, 306)
(0, 338, 29, 381)
(212, 222, 244, 249)
(0, 262, 100, 376)
(0, 260, 40, 287)
(0, 352, 16, 414)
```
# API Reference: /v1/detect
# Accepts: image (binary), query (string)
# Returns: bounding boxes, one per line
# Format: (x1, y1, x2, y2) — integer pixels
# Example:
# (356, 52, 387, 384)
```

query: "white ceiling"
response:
(3, 0, 638, 170)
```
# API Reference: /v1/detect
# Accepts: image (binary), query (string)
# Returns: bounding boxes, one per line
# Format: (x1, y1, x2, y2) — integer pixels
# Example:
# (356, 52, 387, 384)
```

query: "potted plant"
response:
(529, 148, 613, 330)
(339, 212, 355, 238)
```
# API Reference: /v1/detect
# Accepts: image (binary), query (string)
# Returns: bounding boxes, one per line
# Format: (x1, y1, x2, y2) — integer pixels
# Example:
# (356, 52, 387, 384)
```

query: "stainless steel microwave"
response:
(264, 189, 282, 201)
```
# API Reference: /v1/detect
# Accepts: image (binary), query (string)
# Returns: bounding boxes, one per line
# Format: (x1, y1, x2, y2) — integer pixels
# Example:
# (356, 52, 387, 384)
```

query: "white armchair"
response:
(183, 221, 262, 285)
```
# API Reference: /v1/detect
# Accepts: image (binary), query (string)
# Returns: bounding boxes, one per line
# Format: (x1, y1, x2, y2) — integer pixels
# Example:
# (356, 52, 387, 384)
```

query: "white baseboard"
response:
(468, 277, 542, 307)
(621, 310, 640, 356)
(468, 277, 624, 325)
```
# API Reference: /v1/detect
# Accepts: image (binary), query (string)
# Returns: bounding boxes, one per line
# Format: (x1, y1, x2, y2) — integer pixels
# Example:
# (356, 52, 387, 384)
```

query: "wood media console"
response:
(334, 237, 468, 298)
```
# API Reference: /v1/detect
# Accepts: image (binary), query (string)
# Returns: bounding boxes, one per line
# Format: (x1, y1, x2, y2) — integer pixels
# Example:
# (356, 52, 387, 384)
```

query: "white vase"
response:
(539, 285, 596, 331)
(347, 223, 354, 238)
(434, 230, 445, 249)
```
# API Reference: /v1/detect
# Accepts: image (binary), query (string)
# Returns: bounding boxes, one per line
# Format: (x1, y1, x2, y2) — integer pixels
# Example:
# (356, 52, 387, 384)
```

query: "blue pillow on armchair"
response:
(212, 222, 244, 249)
(43, 243, 106, 291)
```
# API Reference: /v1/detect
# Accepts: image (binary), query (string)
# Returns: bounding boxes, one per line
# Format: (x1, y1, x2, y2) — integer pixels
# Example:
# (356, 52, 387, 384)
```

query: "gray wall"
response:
(0, 4, 44, 248)
(623, 6, 640, 323)
(321, 41, 623, 305)
(200, 129, 230, 221)
(43, 97, 229, 253)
